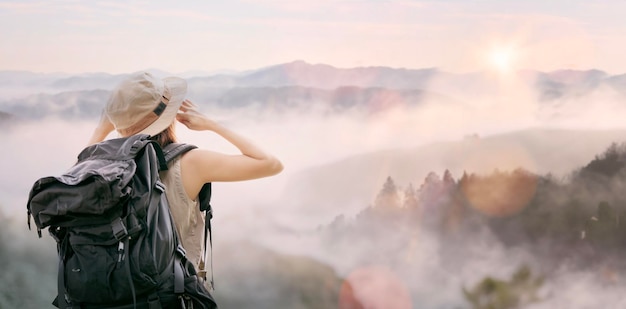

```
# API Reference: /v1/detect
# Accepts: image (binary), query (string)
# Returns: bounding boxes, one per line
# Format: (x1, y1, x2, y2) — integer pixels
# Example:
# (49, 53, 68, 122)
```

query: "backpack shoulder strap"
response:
(162, 142, 214, 288)
(162, 143, 212, 213)
(163, 143, 198, 164)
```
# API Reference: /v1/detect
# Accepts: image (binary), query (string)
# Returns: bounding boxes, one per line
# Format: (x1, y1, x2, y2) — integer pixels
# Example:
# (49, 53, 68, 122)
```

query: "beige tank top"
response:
(159, 158, 205, 269)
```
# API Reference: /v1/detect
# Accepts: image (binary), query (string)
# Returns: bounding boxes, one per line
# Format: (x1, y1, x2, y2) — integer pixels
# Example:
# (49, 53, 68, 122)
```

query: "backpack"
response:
(26, 134, 217, 309)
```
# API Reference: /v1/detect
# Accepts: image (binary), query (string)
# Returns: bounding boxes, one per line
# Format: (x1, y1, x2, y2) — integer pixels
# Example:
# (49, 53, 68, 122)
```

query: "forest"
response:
(320, 142, 626, 308)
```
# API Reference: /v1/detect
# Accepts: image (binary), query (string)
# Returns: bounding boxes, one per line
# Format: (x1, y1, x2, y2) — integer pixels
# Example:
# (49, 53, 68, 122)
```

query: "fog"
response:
(3, 69, 626, 308)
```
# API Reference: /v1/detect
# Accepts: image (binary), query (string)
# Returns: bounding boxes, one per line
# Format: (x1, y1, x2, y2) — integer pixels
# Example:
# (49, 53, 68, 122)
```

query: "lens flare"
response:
(339, 265, 412, 309)
(461, 170, 538, 217)
(460, 142, 538, 217)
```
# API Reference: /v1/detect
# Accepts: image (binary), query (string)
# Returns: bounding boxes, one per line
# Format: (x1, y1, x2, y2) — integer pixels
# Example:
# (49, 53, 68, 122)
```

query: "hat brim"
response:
(136, 76, 187, 136)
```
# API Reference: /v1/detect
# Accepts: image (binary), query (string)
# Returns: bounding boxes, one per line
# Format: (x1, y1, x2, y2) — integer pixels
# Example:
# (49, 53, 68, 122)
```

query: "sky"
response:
(1, 0, 626, 75)
(3, 2, 626, 307)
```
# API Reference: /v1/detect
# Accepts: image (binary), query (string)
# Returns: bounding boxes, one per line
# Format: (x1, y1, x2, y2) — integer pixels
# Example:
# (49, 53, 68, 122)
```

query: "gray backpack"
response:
(27, 134, 216, 309)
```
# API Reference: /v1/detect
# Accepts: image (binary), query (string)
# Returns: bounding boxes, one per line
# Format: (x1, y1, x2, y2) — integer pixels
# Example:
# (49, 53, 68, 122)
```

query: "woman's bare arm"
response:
(177, 100, 283, 197)
(87, 113, 115, 145)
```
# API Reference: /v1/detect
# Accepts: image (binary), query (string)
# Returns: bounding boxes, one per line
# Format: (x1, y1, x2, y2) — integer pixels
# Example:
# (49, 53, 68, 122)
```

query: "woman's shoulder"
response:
(179, 148, 222, 166)
(178, 148, 213, 200)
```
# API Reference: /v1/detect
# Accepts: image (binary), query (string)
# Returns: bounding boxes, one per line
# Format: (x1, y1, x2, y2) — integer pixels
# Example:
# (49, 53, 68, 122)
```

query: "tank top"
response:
(159, 158, 205, 269)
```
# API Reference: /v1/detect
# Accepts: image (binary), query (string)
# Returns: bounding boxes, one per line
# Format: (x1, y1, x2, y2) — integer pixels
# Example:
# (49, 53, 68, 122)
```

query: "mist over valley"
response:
(2, 62, 626, 308)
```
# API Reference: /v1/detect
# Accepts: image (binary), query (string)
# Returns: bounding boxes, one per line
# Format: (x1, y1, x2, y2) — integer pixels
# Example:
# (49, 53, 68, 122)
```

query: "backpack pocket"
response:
(29, 159, 135, 229)
(64, 228, 158, 304)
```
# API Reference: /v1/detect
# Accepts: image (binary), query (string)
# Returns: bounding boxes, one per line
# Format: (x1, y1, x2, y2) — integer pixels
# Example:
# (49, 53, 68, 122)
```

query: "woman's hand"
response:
(87, 112, 115, 145)
(176, 99, 218, 131)
(96, 112, 115, 134)
(176, 99, 283, 187)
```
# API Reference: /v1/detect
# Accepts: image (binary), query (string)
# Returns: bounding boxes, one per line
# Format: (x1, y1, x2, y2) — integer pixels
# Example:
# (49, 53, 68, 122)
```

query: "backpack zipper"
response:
(118, 241, 125, 262)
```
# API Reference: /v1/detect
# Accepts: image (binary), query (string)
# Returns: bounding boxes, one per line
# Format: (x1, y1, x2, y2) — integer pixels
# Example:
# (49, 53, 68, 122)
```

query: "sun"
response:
(488, 47, 517, 74)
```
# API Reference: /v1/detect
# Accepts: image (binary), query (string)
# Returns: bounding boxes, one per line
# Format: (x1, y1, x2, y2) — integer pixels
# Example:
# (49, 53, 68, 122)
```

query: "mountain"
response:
(202, 85, 454, 112)
(0, 61, 440, 94)
(607, 73, 626, 96)
(188, 62, 623, 101)
(1, 86, 454, 120)
(284, 128, 626, 216)
(2, 62, 625, 120)
(0, 70, 71, 85)
(177, 69, 241, 78)
(2, 62, 623, 95)
(544, 69, 608, 85)
(0, 217, 346, 309)
(186, 60, 439, 89)
(0, 71, 73, 98)
(1, 89, 109, 119)
(0, 110, 13, 123)
(242, 60, 438, 89)
(527, 69, 609, 101)
(0, 110, 18, 129)
(213, 241, 343, 308)
(49, 72, 129, 91)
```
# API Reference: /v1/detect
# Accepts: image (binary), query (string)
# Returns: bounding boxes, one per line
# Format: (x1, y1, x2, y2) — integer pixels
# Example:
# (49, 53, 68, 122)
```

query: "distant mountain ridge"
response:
(0, 86, 454, 120)
(0, 110, 13, 125)
(2, 90, 109, 120)
(188, 60, 439, 89)
(1, 60, 623, 93)
(1, 61, 625, 119)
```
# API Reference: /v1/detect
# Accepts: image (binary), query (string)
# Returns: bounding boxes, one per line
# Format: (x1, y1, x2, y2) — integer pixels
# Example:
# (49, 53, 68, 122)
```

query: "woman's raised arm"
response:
(176, 100, 283, 197)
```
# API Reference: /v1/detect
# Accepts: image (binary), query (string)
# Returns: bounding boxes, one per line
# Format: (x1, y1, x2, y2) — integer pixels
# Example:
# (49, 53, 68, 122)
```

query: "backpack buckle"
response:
(111, 218, 128, 241)
(197, 269, 207, 280)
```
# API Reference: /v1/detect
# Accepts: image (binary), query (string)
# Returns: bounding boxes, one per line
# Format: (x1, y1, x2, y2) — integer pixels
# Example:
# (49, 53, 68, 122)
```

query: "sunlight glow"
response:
(488, 46, 518, 74)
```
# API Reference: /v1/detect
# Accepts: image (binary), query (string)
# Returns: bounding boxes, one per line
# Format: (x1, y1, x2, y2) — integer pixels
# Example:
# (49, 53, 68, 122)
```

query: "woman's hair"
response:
(150, 123, 177, 147)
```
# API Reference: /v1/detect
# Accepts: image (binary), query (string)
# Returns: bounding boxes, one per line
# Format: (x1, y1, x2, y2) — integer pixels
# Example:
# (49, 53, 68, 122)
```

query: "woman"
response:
(87, 72, 283, 287)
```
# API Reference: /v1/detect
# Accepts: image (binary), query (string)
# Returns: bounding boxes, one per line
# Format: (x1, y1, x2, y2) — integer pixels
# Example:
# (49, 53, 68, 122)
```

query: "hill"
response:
(0, 110, 13, 124)
(0, 211, 346, 309)
(285, 128, 626, 217)
(213, 241, 344, 309)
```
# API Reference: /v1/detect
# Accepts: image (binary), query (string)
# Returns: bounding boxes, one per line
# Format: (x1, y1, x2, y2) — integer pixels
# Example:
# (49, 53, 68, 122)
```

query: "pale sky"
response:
(1, 0, 625, 74)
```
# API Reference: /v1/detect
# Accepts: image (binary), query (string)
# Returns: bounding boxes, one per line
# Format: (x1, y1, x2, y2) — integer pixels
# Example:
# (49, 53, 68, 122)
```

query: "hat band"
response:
(118, 96, 170, 136)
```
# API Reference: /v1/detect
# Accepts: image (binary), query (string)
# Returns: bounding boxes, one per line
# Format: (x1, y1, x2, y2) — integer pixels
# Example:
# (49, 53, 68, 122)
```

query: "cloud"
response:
(63, 19, 110, 26)
(4, 0, 626, 74)
(0, 1, 101, 16)
(131, 8, 215, 21)
(0, 1, 46, 12)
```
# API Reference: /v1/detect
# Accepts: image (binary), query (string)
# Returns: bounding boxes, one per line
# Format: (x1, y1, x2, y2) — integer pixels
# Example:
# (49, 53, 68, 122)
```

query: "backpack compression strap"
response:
(162, 143, 214, 288)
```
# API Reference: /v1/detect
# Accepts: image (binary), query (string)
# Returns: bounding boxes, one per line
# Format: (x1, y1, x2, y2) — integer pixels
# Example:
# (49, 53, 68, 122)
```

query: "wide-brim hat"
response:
(105, 72, 187, 137)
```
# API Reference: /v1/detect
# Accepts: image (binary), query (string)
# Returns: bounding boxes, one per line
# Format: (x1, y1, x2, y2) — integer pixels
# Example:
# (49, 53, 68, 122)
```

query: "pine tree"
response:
(374, 176, 401, 209)
(402, 183, 419, 210)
